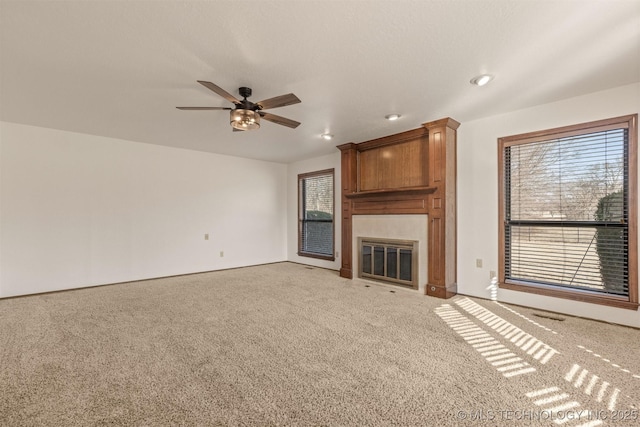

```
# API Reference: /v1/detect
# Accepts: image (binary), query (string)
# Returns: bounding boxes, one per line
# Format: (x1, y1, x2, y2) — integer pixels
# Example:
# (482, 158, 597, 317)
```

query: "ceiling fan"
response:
(177, 81, 301, 131)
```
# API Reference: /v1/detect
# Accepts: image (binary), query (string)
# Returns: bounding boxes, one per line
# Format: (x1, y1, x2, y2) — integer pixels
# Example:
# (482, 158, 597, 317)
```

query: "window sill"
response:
(298, 252, 335, 262)
(500, 280, 639, 310)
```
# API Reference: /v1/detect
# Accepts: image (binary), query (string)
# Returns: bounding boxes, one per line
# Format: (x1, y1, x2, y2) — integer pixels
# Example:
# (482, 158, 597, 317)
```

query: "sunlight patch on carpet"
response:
(434, 304, 536, 378)
(455, 298, 558, 364)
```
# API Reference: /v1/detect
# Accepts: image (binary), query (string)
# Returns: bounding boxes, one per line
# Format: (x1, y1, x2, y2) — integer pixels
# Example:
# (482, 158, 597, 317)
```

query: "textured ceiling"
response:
(1, 0, 639, 163)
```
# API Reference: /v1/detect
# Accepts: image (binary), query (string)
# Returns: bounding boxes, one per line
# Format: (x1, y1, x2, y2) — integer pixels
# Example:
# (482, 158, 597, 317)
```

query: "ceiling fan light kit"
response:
(177, 81, 301, 131)
(231, 109, 260, 130)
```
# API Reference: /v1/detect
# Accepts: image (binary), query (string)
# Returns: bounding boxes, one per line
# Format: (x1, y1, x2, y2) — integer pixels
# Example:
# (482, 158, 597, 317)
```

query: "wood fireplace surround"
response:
(337, 117, 460, 299)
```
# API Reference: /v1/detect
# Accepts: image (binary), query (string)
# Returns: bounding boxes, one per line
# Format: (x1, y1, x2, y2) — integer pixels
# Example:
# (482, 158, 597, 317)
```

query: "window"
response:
(298, 169, 334, 260)
(498, 115, 637, 309)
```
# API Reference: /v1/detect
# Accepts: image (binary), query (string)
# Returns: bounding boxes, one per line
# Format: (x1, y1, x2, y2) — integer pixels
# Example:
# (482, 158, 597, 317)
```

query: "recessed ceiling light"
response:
(385, 114, 401, 121)
(321, 133, 334, 140)
(470, 74, 494, 86)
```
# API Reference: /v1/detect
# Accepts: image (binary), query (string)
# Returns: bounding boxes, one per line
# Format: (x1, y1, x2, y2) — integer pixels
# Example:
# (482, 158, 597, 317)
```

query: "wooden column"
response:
(424, 118, 460, 298)
(338, 143, 357, 279)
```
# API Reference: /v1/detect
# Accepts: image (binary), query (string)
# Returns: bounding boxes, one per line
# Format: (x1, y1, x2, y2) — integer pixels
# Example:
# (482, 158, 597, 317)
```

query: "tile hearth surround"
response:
(352, 214, 428, 292)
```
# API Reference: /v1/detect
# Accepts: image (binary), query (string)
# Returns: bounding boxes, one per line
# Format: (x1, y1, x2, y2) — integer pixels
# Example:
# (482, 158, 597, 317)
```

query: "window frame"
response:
(298, 168, 335, 261)
(498, 114, 638, 310)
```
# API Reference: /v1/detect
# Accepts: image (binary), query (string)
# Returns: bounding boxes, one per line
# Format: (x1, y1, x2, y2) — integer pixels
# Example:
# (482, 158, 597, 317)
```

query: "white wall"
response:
(457, 82, 640, 327)
(0, 122, 287, 297)
(286, 151, 341, 270)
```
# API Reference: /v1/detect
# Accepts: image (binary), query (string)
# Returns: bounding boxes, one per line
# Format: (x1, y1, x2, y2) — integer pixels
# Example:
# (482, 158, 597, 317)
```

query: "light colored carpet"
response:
(1, 262, 639, 426)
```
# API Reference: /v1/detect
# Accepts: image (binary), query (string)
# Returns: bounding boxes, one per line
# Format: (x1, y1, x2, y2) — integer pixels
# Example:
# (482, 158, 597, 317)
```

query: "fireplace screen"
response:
(359, 238, 418, 288)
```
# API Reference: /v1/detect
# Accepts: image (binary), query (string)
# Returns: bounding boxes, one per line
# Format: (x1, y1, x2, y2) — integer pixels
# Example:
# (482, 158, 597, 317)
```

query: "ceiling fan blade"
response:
(176, 107, 232, 110)
(259, 112, 301, 129)
(256, 93, 301, 110)
(197, 81, 241, 105)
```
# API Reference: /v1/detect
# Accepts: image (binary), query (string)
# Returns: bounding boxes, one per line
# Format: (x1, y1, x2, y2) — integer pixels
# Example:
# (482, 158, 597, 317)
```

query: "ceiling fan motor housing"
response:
(238, 87, 252, 99)
(237, 87, 261, 112)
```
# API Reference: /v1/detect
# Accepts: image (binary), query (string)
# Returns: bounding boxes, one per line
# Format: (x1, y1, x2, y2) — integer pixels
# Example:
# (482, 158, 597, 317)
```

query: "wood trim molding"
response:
(627, 114, 638, 306)
(422, 117, 460, 131)
(501, 281, 639, 310)
(298, 168, 336, 262)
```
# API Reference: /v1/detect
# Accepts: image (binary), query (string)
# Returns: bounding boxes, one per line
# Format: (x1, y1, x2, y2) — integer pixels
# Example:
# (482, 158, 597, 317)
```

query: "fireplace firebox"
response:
(358, 237, 418, 288)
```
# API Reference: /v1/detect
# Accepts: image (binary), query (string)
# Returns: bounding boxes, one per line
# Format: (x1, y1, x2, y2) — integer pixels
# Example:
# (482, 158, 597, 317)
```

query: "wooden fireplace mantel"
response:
(337, 117, 460, 299)
(344, 186, 437, 198)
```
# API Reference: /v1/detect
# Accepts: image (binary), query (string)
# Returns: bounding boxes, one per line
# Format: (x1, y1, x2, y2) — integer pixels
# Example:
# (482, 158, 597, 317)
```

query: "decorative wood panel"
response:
(430, 130, 444, 183)
(359, 138, 429, 191)
(351, 196, 429, 215)
(429, 216, 443, 283)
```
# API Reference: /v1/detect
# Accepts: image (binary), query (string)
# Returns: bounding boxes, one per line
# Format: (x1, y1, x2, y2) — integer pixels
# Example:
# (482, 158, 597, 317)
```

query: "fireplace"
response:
(352, 214, 428, 292)
(338, 118, 459, 298)
(359, 237, 418, 288)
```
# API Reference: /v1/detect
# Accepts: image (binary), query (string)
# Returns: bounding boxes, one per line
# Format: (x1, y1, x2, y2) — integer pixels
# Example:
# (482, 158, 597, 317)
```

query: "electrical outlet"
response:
(476, 259, 483, 268)
(490, 270, 496, 279)
(219, 251, 224, 257)
(336, 251, 339, 258)
(204, 233, 209, 240)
